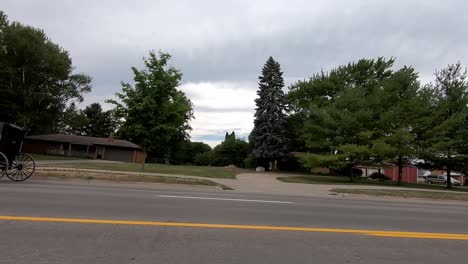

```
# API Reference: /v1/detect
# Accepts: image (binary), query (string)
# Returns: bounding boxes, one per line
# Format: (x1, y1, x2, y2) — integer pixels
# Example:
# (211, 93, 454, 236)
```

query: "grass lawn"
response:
(33, 170, 232, 190)
(29, 154, 89, 161)
(331, 188, 468, 201)
(40, 162, 242, 179)
(278, 175, 468, 192)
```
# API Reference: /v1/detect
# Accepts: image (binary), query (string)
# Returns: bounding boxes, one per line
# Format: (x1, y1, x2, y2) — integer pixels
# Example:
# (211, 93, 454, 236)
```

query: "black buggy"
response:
(0, 122, 36, 181)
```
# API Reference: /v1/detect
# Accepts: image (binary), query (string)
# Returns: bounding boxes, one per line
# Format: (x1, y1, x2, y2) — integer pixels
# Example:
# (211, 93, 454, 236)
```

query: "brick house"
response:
(22, 134, 146, 163)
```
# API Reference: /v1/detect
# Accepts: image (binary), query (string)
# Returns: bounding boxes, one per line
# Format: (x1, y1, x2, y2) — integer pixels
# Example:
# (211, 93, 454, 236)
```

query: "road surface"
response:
(1, 179, 468, 264)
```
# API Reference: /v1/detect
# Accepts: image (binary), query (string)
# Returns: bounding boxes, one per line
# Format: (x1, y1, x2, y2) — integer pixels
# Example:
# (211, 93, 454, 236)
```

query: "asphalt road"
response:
(1, 179, 468, 264)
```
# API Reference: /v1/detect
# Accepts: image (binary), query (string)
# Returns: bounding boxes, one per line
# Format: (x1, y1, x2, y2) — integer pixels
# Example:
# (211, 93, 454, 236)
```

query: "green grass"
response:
(40, 162, 241, 179)
(277, 175, 468, 192)
(331, 188, 468, 201)
(34, 170, 232, 190)
(29, 154, 89, 161)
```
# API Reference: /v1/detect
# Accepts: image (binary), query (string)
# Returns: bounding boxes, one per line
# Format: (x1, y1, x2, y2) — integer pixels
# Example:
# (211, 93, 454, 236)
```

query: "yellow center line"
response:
(1, 215, 467, 240)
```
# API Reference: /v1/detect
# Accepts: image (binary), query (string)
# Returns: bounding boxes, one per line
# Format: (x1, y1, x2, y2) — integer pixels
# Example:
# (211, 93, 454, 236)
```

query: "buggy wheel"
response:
(0, 152, 8, 179)
(6, 153, 35, 182)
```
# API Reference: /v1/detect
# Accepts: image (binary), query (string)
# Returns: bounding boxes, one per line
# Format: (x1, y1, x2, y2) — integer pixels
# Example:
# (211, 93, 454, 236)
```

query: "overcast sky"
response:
(3, 0, 468, 146)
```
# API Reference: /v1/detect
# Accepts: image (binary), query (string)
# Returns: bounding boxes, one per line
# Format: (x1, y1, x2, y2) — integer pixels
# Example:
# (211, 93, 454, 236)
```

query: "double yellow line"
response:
(1, 215, 467, 240)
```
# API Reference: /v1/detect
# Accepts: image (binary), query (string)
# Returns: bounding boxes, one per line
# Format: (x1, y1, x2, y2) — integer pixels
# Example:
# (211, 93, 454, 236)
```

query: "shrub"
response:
(368, 172, 391, 181)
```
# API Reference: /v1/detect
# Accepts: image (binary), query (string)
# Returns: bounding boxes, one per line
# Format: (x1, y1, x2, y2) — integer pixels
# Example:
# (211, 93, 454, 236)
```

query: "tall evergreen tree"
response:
(249, 57, 288, 170)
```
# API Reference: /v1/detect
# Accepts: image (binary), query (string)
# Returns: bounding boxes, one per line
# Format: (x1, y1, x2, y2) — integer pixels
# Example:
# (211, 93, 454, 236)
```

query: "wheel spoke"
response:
(16, 169, 22, 180)
(23, 166, 34, 172)
(19, 170, 25, 180)
(22, 168, 32, 177)
(20, 169, 27, 180)
(9, 168, 18, 177)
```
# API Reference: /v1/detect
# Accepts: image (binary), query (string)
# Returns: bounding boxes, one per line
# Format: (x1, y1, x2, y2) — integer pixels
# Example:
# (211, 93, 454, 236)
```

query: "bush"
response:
(194, 151, 215, 166)
(243, 154, 256, 169)
(210, 134, 250, 167)
(368, 172, 391, 181)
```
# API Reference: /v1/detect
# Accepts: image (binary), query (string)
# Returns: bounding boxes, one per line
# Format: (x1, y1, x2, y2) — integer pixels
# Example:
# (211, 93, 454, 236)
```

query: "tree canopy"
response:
(196, 132, 250, 167)
(109, 51, 193, 162)
(287, 58, 468, 187)
(419, 63, 468, 187)
(0, 10, 91, 133)
(56, 102, 117, 137)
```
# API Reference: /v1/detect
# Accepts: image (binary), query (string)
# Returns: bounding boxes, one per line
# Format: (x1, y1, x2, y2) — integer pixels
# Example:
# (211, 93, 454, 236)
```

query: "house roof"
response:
(25, 134, 141, 149)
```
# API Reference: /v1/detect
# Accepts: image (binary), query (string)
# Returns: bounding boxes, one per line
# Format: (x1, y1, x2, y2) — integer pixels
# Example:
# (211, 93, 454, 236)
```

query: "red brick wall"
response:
(22, 142, 51, 155)
(133, 150, 146, 163)
(384, 166, 418, 183)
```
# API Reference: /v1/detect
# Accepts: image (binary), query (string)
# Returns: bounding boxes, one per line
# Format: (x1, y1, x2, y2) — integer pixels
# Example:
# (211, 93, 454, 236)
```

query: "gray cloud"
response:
(3, 0, 468, 145)
(5, 0, 467, 88)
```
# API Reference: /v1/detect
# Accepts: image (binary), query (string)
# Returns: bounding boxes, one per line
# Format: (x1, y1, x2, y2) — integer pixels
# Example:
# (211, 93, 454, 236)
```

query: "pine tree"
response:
(421, 62, 468, 188)
(249, 57, 288, 170)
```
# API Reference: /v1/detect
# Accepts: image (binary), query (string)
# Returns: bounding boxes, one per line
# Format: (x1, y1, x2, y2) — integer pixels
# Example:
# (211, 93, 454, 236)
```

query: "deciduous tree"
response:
(0, 10, 91, 133)
(420, 63, 468, 188)
(109, 51, 193, 163)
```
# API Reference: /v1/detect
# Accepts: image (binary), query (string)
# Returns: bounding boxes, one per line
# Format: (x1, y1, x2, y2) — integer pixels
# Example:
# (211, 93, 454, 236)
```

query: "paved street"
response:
(1, 179, 468, 264)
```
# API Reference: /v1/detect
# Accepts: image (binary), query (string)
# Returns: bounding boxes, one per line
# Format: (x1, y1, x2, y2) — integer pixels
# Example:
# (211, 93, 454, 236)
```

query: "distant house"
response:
(356, 163, 419, 183)
(22, 134, 145, 163)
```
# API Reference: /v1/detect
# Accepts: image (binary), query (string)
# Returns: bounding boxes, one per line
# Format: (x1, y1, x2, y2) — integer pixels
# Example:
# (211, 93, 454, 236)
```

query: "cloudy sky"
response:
(3, 0, 468, 146)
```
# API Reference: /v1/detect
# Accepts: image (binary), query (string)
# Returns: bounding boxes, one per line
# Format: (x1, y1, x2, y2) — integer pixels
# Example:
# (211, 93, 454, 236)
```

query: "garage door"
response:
(104, 148, 133, 162)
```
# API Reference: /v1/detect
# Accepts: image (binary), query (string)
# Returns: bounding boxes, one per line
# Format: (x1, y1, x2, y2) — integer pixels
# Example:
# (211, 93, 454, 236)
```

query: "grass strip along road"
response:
(1, 215, 468, 241)
(331, 188, 468, 201)
(39, 162, 240, 179)
(33, 171, 233, 190)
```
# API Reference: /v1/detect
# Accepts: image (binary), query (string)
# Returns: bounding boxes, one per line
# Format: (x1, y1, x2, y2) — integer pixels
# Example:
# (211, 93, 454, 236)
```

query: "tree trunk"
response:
(447, 166, 452, 189)
(140, 152, 147, 171)
(397, 155, 403, 185)
(447, 151, 452, 189)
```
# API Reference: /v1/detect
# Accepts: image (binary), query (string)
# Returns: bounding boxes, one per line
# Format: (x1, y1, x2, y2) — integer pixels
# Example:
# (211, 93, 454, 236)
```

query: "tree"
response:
(170, 140, 212, 165)
(109, 51, 193, 163)
(292, 58, 395, 181)
(420, 63, 468, 188)
(371, 66, 423, 185)
(0, 11, 91, 133)
(213, 132, 250, 167)
(56, 102, 116, 137)
(249, 57, 288, 170)
(82, 103, 116, 137)
(56, 102, 88, 135)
